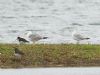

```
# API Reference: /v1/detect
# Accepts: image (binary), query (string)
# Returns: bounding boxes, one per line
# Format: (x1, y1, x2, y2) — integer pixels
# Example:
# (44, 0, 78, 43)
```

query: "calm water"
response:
(0, 0, 100, 43)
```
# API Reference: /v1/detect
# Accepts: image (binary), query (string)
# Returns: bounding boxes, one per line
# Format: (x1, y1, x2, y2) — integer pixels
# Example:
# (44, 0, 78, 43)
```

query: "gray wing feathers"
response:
(74, 34, 84, 40)
(29, 34, 42, 42)
(74, 34, 89, 40)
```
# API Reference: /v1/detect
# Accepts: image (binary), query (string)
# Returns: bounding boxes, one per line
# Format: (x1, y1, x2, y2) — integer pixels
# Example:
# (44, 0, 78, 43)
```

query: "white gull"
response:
(25, 31, 48, 43)
(72, 31, 90, 44)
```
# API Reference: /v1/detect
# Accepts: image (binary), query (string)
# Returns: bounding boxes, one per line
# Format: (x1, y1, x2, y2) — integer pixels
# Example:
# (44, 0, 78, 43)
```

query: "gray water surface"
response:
(0, 0, 100, 44)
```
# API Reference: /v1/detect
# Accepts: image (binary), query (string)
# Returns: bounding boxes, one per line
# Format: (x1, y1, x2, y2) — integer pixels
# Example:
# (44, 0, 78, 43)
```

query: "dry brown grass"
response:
(0, 44, 100, 68)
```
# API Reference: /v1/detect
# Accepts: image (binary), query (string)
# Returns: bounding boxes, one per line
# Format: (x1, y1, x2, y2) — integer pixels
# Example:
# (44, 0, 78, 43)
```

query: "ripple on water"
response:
(89, 23, 100, 26)
(7, 30, 19, 33)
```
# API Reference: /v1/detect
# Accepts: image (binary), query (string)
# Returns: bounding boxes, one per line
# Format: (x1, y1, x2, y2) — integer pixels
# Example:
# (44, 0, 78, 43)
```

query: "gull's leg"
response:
(19, 41, 24, 44)
(87, 40, 91, 44)
(76, 41, 79, 44)
(32, 41, 36, 44)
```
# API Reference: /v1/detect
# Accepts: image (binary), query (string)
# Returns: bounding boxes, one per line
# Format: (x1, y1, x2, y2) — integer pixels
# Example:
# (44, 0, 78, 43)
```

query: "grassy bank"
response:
(0, 44, 100, 68)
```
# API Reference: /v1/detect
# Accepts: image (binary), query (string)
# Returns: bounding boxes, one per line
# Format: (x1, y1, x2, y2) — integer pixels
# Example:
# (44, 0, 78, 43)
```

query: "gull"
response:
(25, 31, 48, 43)
(72, 31, 90, 44)
(17, 36, 29, 44)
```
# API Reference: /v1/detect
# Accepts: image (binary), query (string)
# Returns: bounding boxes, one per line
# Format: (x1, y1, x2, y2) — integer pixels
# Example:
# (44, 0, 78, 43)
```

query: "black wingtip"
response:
(86, 38, 90, 39)
(43, 37, 48, 39)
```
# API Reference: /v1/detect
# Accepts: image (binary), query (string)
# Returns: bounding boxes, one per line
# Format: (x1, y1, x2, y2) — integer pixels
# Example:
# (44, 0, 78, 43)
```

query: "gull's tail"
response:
(85, 38, 90, 39)
(43, 37, 48, 39)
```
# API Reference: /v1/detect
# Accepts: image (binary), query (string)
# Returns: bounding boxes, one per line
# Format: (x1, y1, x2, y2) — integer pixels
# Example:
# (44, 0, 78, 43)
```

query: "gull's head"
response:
(72, 30, 77, 36)
(25, 31, 33, 37)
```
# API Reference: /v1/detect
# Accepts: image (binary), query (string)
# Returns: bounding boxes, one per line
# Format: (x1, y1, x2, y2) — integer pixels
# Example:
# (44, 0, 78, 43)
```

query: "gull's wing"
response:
(29, 34, 42, 42)
(73, 33, 85, 40)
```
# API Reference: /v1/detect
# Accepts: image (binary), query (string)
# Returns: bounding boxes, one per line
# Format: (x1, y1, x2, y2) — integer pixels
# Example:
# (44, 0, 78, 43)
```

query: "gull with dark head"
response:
(17, 36, 29, 44)
(72, 30, 90, 44)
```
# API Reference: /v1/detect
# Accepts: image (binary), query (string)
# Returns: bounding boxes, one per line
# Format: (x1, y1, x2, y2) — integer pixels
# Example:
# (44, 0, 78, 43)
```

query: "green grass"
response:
(0, 44, 100, 68)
